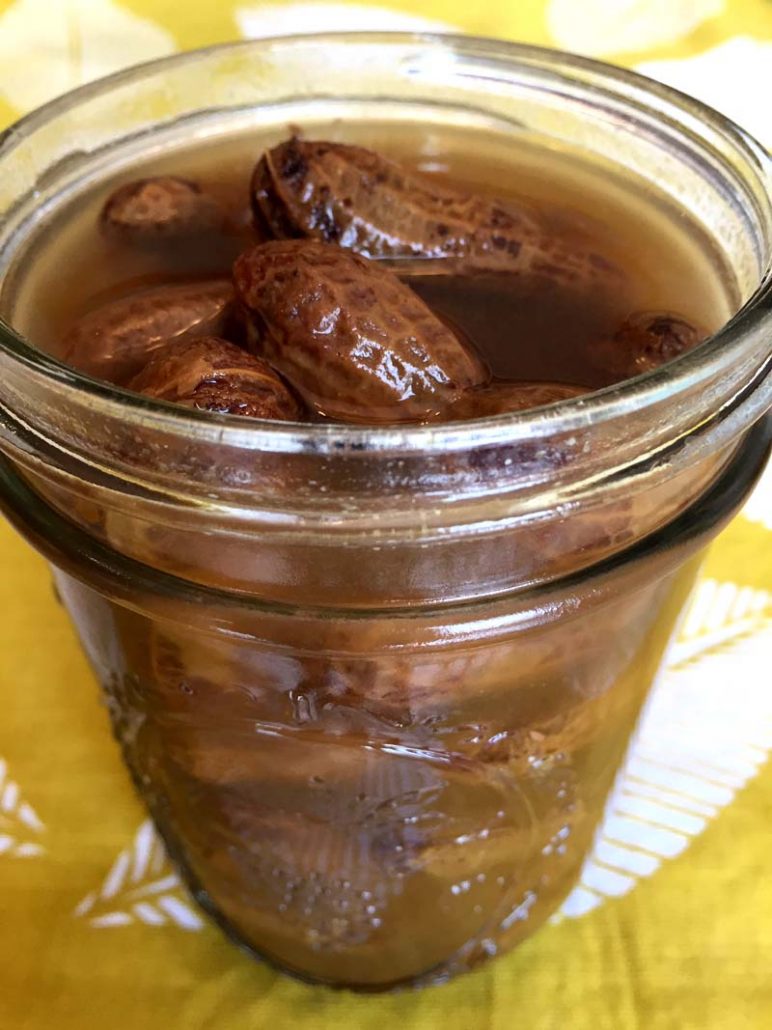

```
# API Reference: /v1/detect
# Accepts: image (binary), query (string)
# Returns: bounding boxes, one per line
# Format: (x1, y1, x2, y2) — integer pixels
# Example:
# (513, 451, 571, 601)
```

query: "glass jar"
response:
(0, 35, 770, 990)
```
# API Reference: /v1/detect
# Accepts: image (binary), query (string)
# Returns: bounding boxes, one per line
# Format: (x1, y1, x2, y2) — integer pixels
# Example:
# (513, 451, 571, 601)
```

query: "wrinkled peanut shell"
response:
(252, 138, 619, 287)
(101, 176, 223, 243)
(128, 336, 302, 420)
(590, 311, 705, 380)
(443, 381, 589, 421)
(233, 240, 488, 423)
(62, 279, 233, 385)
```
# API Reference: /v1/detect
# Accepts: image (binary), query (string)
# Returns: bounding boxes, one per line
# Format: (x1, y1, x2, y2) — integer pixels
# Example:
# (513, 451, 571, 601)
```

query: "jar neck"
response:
(0, 416, 768, 625)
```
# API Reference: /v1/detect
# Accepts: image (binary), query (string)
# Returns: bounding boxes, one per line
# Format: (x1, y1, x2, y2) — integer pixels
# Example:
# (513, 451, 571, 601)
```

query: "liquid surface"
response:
(7, 121, 733, 408)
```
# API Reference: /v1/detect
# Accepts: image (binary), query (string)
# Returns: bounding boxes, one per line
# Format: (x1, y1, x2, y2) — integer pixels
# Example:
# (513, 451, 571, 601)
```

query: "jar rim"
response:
(0, 31, 770, 459)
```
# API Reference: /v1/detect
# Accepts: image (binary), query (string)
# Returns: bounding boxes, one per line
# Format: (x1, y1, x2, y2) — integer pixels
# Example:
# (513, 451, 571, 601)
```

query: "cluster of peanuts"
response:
(63, 136, 702, 425)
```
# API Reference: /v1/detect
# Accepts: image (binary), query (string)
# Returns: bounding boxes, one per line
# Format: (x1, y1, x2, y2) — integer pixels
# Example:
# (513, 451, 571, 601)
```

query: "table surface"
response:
(1, 2, 771, 1027)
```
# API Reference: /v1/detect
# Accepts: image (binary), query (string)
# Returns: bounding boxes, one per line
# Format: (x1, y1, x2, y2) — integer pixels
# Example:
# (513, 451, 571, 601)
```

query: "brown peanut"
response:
(233, 240, 488, 423)
(590, 311, 705, 380)
(252, 138, 618, 286)
(443, 381, 588, 421)
(101, 176, 223, 243)
(62, 279, 233, 385)
(128, 336, 302, 420)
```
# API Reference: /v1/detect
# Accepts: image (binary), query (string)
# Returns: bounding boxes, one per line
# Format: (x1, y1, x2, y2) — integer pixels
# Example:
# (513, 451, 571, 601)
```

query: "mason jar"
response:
(0, 35, 769, 989)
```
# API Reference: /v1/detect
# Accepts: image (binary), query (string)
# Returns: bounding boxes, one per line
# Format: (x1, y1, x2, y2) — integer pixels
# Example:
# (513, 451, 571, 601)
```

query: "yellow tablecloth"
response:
(1, 2, 771, 1027)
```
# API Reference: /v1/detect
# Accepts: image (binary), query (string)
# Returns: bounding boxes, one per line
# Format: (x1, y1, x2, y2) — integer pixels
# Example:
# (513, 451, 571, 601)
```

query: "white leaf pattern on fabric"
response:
(547, 0, 725, 56)
(73, 820, 203, 931)
(637, 37, 772, 144)
(0, 757, 45, 858)
(0, 0, 175, 111)
(741, 471, 772, 532)
(559, 579, 772, 919)
(235, 3, 455, 39)
(668, 578, 771, 666)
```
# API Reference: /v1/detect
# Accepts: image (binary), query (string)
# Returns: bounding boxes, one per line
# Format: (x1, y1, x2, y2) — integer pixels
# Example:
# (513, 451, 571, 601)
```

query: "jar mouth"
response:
(0, 32, 770, 458)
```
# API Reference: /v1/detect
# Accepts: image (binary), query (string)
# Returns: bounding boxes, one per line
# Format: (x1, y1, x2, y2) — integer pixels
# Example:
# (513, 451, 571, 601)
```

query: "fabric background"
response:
(0, 2, 770, 1027)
